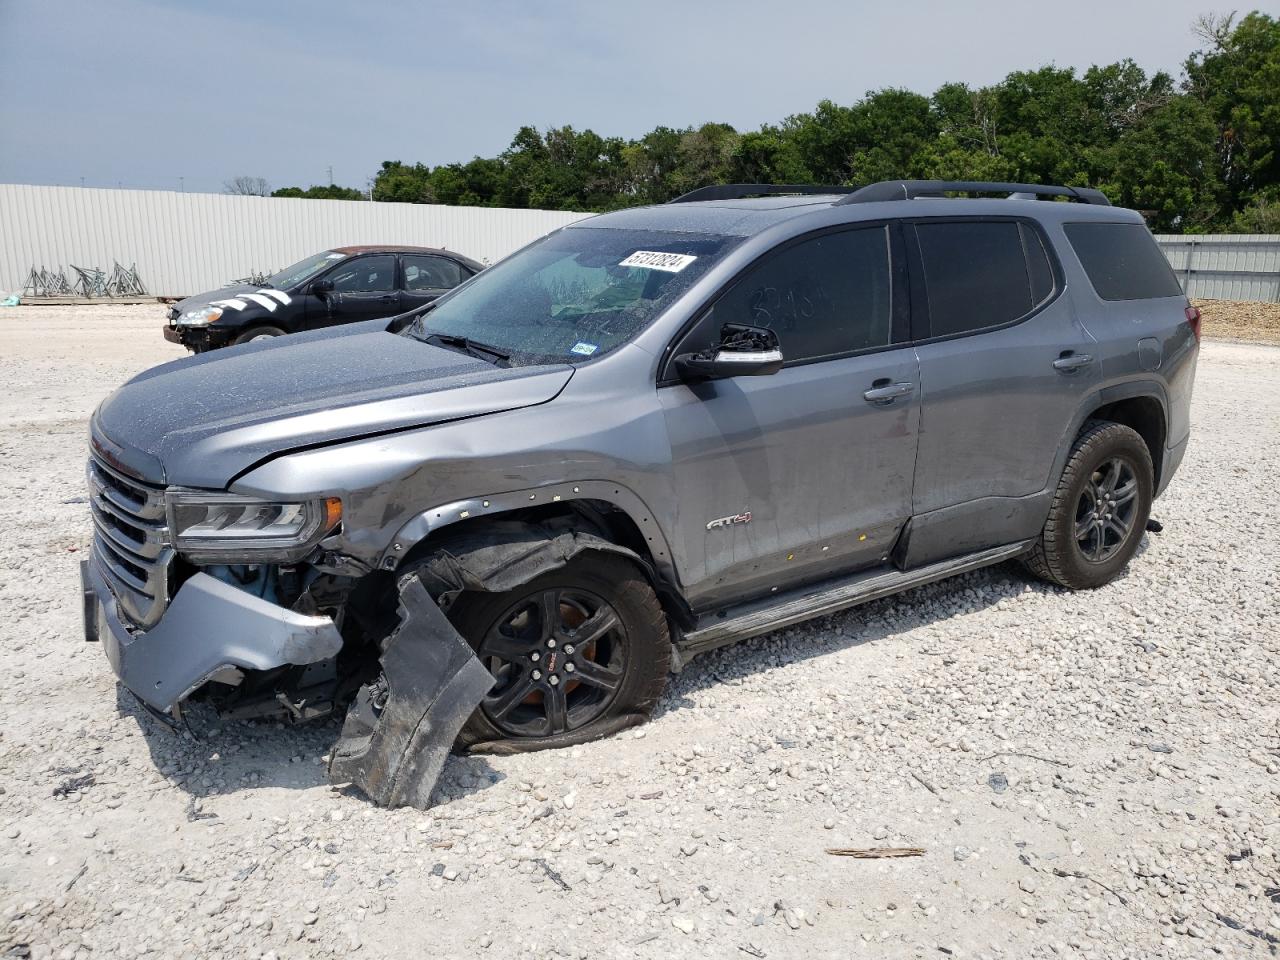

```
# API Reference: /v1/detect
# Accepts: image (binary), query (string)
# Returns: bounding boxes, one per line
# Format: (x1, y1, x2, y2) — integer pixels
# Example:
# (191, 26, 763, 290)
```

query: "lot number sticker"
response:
(619, 251, 698, 273)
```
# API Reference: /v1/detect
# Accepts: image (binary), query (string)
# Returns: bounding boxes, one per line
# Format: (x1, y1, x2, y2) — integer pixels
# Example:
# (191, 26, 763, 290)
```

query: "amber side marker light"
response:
(323, 497, 343, 531)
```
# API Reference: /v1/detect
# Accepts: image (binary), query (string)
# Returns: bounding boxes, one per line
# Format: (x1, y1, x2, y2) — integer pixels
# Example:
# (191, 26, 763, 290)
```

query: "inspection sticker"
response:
(618, 250, 698, 273)
(570, 341, 599, 356)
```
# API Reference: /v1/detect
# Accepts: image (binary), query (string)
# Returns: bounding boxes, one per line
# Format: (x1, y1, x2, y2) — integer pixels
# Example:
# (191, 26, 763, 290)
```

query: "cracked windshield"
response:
(408, 228, 740, 364)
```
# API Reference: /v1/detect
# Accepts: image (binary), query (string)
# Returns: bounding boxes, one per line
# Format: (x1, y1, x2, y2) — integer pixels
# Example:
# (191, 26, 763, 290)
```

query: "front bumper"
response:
(164, 325, 231, 351)
(82, 557, 343, 713)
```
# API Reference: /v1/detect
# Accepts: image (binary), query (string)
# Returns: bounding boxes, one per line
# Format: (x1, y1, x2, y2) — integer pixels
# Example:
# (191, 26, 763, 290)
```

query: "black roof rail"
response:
(670, 183, 856, 203)
(837, 180, 1111, 206)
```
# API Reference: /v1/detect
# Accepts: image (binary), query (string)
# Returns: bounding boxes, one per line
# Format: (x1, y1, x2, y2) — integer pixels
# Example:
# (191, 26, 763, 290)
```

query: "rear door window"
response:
(403, 255, 468, 291)
(1063, 222, 1183, 300)
(915, 220, 1032, 337)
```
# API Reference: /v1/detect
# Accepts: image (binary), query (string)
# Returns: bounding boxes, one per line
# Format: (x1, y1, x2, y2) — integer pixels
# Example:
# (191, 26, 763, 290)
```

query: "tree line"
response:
(243, 11, 1280, 233)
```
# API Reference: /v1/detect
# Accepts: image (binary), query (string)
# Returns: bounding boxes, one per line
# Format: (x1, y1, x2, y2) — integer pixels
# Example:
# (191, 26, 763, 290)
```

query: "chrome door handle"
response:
(863, 381, 915, 404)
(1052, 353, 1093, 372)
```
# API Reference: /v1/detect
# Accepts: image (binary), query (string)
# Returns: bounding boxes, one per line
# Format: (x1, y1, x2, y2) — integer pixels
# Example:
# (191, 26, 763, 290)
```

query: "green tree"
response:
(1091, 96, 1223, 231)
(371, 161, 435, 203)
(271, 184, 366, 200)
(1185, 12, 1280, 210)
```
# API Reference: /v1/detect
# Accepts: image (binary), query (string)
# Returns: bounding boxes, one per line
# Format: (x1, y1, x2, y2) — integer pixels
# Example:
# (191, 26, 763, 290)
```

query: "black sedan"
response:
(164, 245, 484, 352)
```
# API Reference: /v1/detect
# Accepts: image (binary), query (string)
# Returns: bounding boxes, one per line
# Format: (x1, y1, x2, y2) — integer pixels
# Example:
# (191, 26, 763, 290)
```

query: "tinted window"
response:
(1020, 222, 1055, 305)
(916, 221, 1031, 337)
(697, 227, 892, 363)
(327, 255, 395, 293)
(1064, 222, 1183, 300)
(403, 255, 467, 291)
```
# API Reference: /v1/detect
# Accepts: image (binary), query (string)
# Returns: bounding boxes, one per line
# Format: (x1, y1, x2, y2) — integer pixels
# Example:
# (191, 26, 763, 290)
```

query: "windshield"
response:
(268, 250, 347, 289)
(405, 228, 741, 364)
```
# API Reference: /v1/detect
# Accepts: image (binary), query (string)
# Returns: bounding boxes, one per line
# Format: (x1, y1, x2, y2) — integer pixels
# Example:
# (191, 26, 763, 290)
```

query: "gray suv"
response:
(82, 179, 1199, 805)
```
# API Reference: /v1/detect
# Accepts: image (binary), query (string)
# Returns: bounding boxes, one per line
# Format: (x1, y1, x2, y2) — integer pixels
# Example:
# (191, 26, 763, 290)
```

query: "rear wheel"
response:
(232, 325, 286, 345)
(1024, 421, 1153, 590)
(444, 553, 670, 751)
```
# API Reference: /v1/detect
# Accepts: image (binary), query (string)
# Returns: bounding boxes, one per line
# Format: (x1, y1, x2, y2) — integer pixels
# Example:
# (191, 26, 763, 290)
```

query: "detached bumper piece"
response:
(328, 577, 493, 809)
(83, 561, 344, 713)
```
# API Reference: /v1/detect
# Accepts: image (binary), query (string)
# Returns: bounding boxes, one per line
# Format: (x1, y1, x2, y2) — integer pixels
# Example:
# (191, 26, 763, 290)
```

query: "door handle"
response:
(378, 294, 398, 302)
(1052, 352, 1093, 372)
(862, 380, 915, 404)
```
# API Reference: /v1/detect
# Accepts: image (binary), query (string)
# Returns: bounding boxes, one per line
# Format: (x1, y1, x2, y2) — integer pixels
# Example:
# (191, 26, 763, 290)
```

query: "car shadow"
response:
(655, 539, 1153, 716)
(116, 687, 504, 809)
(115, 535, 1159, 795)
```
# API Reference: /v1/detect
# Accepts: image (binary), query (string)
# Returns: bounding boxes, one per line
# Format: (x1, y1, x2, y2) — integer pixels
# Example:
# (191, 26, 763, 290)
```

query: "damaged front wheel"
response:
(447, 553, 670, 752)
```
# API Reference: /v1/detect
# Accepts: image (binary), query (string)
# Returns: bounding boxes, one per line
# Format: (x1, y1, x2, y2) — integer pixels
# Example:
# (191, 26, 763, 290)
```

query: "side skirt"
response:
(677, 540, 1033, 657)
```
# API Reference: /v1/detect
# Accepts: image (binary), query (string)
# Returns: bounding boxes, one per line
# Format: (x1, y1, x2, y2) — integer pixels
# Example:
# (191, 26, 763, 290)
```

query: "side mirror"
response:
(674, 323, 784, 381)
(312, 278, 334, 295)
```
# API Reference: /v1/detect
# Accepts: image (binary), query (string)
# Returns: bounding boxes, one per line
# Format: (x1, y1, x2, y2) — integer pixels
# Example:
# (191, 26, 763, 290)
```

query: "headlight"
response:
(166, 492, 342, 561)
(175, 305, 222, 327)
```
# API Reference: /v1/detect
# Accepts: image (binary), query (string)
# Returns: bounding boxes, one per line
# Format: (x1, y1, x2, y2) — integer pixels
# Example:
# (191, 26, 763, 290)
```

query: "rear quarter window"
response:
(1063, 222, 1183, 301)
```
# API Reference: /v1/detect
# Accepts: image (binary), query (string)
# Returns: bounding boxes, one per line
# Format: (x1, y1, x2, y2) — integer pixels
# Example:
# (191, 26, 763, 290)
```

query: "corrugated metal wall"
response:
(0, 184, 591, 298)
(3, 185, 1278, 302)
(1154, 234, 1280, 302)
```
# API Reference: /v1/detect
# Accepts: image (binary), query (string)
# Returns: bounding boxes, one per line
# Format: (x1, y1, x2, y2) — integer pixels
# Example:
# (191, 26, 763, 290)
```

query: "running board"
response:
(678, 540, 1033, 656)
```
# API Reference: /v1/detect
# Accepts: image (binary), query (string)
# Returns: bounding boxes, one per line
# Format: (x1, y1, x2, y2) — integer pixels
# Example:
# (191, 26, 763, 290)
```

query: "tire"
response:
(442, 552, 670, 752)
(232, 325, 286, 345)
(1024, 420, 1153, 590)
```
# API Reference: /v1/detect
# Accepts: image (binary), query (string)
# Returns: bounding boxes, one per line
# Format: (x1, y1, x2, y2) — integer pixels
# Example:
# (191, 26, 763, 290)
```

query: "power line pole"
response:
(179, 176, 185, 192)
(326, 165, 333, 185)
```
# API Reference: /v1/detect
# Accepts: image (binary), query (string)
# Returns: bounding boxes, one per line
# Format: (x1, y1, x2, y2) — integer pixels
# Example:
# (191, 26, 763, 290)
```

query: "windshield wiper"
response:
(422, 332, 510, 365)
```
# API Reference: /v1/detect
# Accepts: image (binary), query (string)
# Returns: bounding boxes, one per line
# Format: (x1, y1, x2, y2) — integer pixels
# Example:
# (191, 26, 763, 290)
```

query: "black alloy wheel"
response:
(1073, 456, 1140, 563)
(439, 550, 671, 751)
(476, 586, 629, 739)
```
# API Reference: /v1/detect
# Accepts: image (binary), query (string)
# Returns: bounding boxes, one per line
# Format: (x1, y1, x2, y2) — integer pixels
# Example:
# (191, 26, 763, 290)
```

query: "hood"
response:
(92, 324, 574, 487)
(174, 284, 259, 310)
(170, 284, 294, 323)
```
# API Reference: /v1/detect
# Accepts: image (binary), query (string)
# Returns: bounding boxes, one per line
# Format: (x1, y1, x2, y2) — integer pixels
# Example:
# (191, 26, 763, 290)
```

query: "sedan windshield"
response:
(405, 228, 740, 364)
(268, 250, 347, 289)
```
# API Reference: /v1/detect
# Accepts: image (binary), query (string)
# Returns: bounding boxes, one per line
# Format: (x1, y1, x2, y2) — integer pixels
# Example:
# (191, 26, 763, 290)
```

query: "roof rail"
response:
(837, 180, 1111, 206)
(670, 183, 856, 203)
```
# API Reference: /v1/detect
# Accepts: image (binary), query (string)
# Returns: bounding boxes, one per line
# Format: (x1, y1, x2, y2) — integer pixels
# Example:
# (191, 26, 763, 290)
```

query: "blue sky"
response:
(0, 0, 1235, 195)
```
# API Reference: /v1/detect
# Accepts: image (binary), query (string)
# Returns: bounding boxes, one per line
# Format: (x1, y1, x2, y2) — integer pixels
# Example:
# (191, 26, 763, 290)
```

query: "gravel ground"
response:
(1, 304, 1278, 960)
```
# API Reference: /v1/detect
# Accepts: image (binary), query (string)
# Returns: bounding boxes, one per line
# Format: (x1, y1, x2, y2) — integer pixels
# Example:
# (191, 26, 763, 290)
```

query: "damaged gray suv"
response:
(82, 180, 1199, 806)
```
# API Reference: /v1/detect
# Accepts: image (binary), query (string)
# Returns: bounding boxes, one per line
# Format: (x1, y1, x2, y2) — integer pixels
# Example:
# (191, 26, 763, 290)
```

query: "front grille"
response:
(87, 452, 173, 628)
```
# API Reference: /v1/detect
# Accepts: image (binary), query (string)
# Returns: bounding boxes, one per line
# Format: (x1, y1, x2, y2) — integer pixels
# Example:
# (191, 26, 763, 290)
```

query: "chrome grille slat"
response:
(93, 535, 152, 595)
(87, 458, 166, 521)
(88, 451, 172, 628)
(89, 498, 167, 561)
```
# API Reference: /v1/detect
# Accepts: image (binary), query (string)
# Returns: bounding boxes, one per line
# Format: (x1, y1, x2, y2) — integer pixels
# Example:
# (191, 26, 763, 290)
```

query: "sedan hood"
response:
(173, 284, 261, 312)
(92, 323, 574, 487)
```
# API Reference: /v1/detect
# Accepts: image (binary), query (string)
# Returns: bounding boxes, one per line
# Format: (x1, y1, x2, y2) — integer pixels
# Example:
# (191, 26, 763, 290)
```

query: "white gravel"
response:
(1, 304, 1278, 960)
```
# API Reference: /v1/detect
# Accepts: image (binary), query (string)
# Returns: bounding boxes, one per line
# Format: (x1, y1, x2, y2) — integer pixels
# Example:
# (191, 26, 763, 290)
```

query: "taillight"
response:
(1184, 304, 1202, 342)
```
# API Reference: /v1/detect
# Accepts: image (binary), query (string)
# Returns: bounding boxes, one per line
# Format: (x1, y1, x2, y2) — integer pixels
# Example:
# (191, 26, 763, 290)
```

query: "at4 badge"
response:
(706, 511, 752, 531)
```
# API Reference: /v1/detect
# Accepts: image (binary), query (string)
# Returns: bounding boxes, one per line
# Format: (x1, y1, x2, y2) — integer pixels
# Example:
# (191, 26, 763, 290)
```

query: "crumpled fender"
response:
(330, 519, 661, 804)
(327, 576, 493, 808)
(411, 519, 649, 605)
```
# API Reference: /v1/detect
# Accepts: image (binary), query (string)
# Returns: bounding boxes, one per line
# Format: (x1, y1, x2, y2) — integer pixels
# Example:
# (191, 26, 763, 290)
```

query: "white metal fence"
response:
(0, 184, 591, 298)
(2, 185, 1277, 302)
(1153, 234, 1280, 302)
